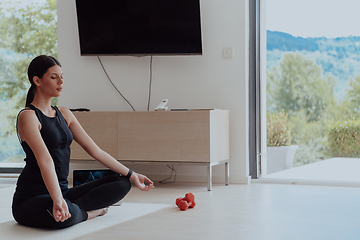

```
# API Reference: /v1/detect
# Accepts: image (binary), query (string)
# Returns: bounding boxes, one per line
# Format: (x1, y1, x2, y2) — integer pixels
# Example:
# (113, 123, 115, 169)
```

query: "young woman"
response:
(12, 55, 154, 229)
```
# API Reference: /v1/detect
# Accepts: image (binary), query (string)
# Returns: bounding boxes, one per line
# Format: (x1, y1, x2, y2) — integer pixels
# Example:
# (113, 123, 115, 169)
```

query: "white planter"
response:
(267, 145, 299, 174)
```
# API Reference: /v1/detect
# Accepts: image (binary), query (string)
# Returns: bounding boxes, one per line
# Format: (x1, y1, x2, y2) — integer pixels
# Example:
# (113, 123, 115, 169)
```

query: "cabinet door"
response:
(118, 111, 211, 162)
(71, 112, 118, 160)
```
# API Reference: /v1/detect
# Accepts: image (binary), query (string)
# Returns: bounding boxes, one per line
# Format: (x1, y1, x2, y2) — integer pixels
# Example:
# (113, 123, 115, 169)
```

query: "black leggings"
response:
(12, 175, 131, 229)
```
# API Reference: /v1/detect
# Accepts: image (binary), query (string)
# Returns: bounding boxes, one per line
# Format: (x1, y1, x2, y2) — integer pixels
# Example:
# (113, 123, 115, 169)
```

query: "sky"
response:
(266, 0, 360, 38)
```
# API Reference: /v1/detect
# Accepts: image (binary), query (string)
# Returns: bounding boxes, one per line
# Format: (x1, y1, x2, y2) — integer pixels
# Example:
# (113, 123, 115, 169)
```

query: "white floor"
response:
(1, 177, 360, 240)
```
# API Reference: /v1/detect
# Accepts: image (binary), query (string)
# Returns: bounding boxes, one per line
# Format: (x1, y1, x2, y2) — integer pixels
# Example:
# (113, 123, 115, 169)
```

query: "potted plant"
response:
(266, 110, 299, 174)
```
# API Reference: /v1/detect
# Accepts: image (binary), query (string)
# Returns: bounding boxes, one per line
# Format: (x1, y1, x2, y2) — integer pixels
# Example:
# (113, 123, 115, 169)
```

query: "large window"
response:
(266, 0, 360, 172)
(0, 0, 57, 163)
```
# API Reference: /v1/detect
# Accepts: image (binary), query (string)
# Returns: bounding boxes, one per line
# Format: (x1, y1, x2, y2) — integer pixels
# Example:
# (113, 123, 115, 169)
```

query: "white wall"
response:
(57, 0, 250, 184)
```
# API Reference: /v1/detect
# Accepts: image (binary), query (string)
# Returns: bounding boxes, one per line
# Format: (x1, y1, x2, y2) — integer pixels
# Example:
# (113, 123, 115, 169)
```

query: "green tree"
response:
(0, 0, 57, 136)
(344, 75, 360, 119)
(0, 56, 16, 99)
(267, 52, 336, 122)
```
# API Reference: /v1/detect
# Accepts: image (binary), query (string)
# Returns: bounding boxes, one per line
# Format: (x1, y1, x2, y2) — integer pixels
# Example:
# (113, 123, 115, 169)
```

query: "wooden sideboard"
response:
(70, 110, 229, 190)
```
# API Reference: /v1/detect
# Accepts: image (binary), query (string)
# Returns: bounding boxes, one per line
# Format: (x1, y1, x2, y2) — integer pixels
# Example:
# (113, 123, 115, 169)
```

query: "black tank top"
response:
(13, 105, 73, 203)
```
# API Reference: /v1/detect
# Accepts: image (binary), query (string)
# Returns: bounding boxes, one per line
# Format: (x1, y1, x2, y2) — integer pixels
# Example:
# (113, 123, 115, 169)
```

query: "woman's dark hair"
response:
(25, 55, 62, 107)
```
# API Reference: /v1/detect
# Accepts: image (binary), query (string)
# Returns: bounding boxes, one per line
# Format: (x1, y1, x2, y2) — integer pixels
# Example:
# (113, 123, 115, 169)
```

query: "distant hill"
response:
(266, 30, 360, 100)
(267, 30, 360, 58)
(267, 31, 319, 52)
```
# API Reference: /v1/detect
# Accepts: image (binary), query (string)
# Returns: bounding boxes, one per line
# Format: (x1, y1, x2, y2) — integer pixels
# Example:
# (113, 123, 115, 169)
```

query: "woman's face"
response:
(37, 65, 64, 98)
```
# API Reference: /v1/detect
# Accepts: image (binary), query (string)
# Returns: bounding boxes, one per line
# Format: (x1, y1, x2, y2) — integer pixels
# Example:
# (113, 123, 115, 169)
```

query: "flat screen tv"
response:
(75, 0, 203, 56)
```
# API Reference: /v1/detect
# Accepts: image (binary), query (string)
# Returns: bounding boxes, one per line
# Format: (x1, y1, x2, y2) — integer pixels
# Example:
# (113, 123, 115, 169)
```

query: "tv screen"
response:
(75, 0, 203, 56)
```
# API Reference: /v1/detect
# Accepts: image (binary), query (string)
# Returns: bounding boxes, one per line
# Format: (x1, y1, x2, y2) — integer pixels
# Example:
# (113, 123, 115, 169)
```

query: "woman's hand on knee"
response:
(53, 198, 71, 222)
(130, 173, 154, 191)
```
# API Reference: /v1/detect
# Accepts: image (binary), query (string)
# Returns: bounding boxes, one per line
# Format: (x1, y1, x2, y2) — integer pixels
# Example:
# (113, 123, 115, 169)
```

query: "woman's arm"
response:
(17, 110, 71, 222)
(60, 107, 154, 191)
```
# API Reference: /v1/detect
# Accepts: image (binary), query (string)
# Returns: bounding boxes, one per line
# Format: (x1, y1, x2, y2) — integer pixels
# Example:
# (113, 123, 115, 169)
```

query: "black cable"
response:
(97, 56, 136, 111)
(147, 55, 153, 111)
(159, 165, 176, 184)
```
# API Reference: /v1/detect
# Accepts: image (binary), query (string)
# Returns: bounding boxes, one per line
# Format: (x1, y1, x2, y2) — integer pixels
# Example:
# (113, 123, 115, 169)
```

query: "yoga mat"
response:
(0, 202, 170, 240)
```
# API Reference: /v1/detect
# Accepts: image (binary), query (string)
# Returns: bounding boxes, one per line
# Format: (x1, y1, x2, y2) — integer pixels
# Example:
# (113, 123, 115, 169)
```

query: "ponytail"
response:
(25, 84, 36, 107)
(25, 55, 62, 107)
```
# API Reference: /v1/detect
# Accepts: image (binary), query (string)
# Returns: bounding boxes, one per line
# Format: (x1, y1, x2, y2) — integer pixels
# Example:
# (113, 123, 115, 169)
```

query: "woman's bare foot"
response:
(87, 207, 109, 220)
